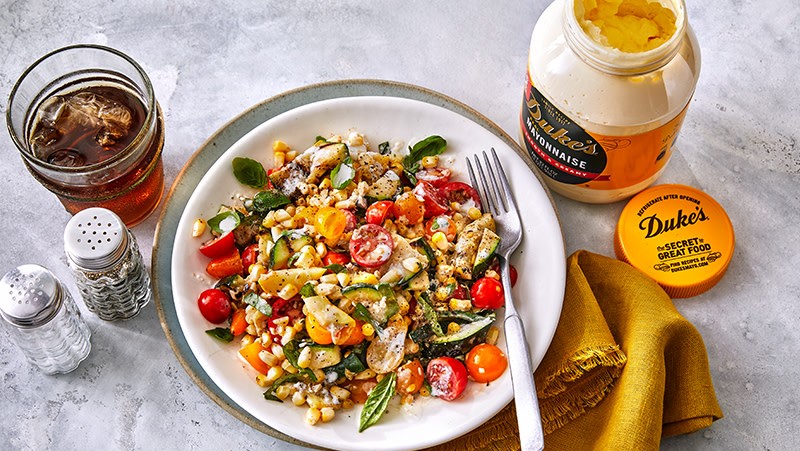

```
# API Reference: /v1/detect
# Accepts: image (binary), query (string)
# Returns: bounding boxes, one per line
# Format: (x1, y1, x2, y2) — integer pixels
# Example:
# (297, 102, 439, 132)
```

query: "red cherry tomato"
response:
(413, 181, 449, 218)
(323, 251, 351, 266)
(415, 167, 452, 187)
(425, 215, 457, 241)
(440, 181, 482, 211)
(349, 224, 394, 268)
(471, 277, 504, 309)
(197, 288, 232, 324)
(447, 284, 470, 301)
(426, 357, 468, 401)
(241, 244, 259, 272)
(365, 200, 394, 225)
(198, 230, 235, 258)
(466, 343, 508, 383)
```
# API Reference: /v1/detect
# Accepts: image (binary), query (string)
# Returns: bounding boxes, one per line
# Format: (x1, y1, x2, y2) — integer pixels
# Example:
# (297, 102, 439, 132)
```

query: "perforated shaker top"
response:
(0, 264, 63, 327)
(64, 208, 128, 270)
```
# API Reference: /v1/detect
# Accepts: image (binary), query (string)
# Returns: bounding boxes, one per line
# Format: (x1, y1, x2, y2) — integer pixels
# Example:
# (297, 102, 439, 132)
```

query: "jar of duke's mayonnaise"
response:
(521, 0, 701, 203)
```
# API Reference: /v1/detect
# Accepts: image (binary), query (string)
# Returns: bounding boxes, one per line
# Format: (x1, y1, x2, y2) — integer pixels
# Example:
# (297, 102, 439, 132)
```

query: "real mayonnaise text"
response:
(521, 0, 701, 203)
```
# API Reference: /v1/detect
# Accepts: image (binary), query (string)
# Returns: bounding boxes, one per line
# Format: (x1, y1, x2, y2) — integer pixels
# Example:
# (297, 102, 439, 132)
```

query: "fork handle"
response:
(502, 264, 545, 451)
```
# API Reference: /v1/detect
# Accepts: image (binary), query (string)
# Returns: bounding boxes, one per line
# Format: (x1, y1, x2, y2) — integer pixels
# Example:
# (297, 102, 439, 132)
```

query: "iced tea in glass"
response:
(7, 44, 165, 227)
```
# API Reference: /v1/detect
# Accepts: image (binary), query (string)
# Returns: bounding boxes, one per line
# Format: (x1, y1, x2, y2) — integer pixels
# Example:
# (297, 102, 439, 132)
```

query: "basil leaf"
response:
(419, 293, 443, 336)
(205, 327, 234, 342)
(324, 264, 347, 274)
(282, 340, 318, 381)
(243, 291, 272, 317)
(299, 282, 316, 298)
(401, 135, 446, 177)
(207, 210, 241, 234)
(331, 156, 354, 189)
(252, 190, 291, 213)
(377, 284, 399, 324)
(359, 371, 397, 432)
(263, 374, 301, 402)
(378, 141, 391, 155)
(323, 341, 368, 380)
(232, 157, 267, 188)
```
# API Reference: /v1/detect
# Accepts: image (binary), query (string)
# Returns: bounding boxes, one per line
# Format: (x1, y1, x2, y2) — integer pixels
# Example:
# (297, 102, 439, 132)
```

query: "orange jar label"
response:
(520, 72, 689, 191)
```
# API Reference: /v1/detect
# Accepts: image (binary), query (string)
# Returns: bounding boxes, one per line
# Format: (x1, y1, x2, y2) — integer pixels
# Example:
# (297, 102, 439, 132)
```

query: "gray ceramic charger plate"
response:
(152, 79, 564, 449)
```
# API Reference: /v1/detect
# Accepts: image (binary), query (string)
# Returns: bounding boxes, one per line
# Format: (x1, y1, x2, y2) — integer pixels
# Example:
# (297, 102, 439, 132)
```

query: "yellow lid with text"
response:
(614, 184, 735, 298)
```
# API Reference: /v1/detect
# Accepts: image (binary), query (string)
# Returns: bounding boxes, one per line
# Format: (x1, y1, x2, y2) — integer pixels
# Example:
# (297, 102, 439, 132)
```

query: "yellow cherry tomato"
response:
(315, 207, 347, 240)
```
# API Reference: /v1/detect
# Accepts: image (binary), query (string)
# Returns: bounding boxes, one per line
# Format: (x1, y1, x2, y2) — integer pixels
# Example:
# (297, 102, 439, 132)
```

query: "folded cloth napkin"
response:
(429, 250, 722, 450)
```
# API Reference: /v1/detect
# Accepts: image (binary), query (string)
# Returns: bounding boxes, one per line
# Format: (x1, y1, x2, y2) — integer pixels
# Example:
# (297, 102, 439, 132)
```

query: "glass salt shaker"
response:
(64, 207, 151, 320)
(0, 264, 92, 374)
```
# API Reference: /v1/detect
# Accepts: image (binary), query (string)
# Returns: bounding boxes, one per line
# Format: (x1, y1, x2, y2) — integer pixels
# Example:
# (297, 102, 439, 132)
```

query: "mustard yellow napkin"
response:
(429, 250, 722, 450)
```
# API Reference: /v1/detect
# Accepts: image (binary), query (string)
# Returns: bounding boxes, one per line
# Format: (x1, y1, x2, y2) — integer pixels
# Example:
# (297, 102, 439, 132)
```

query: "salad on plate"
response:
(191, 131, 513, 432)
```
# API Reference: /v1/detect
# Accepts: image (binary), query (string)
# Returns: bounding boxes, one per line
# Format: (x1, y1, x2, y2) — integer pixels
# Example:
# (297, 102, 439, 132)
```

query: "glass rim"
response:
(6, 43, 158, 175)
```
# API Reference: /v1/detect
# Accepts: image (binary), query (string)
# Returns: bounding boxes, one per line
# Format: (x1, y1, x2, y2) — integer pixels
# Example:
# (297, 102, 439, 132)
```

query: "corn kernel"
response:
(192, 219, 206, 237)
(404, 339, 419, 355)
(278, 283, 299, 300)
(421, 155, 439, 169)
(319, 178, 332, 190)
(315, 242, 328, 259)
(320, 407, 336, 423)
(286, 150, 298, 162)
(449, 298, 472, 311)
(266, 366, 284, 383)
(447, 322, 461, 334)
(240, 334, 255, 347)
(271, 343, 285, 359)
(274, 209, 291, 222)
(485, 269, 501, 280)
(361, 323, 375, 337)
(297, 346, 312, 369)
(486, 326, 500, 346)
(320, 274, 339, 285)
(306, 407, 321, 425)
(342, 399, 355, 409)
(292, 391, 306, 406)
(273, 151, 286, 168)
(467, 207, 483, 220)
(431, 231, 449, 251)
(273, 140, 290, 152)
(260, 331, 273, 347)
(347, 132, 364, 146)
(419, 385, 431, 397)
(255, 374, 269, 387)
(281, 326, 297, 345)
(330, 386, 351, 401)
(402, 257, 422, 273)
(450, 201, 461, 211)
(355, 369, 377, 380)
(259, 351, 280, 367)
(275, 384, 293, 400)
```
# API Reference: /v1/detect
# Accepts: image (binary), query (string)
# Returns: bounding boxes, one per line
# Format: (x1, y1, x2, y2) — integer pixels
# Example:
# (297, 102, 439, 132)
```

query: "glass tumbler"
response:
(6, 44, 165, 227)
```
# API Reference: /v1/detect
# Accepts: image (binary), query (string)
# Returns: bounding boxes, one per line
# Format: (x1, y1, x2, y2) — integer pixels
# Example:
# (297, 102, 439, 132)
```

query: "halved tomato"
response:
(426, 357, 468, 401)
(199, 230, 235, 258)
(440, 182, 481, 211)
(413, 181, 449, 218)
(349, 224, 394, 268)
(425, 215, 457, 241)
(415, 167, 452, 187)
(365, 200, 394, 225)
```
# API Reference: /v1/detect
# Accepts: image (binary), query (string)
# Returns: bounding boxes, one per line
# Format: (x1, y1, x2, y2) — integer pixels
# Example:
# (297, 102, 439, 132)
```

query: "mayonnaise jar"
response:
(520, 0, 701, 203)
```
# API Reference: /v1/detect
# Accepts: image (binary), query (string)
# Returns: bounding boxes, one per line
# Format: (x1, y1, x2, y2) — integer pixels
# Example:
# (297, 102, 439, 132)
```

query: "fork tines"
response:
(467, 148, 514, 216)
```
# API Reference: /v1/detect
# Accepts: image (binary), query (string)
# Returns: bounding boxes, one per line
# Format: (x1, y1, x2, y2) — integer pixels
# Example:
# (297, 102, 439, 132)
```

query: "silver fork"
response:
(467, 148, 544, 451)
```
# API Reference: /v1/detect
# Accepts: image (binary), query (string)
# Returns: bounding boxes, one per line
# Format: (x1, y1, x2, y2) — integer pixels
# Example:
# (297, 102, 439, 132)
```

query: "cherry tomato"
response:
(345, 379, 378, 404)
(365, 200, 394, 225)
(415, 167, 452, 187)
(413, 181, 449, 218)
(471, 277, 504, 309)
(305, 312, 333, 345)
(241, 243, 259, 272)
(315, 207, 347, 240)
(393, 192, 425, 224)
(396, 359, 425, 395)
(198, 230, 235, 258)
(323, 251, 350, 266)
(341, 209, 358, 232)
(266, 167, 278, 189)
(440, 181, 482, 211)
(426, 357, 468, 401)
(349, 224, 394, 268)
(425, 215, 457, 241)
(466, 343, 508, 383)
(447, 284, 470, 301)
(206, 248, 244, 279)
(197, 288, 232, 324)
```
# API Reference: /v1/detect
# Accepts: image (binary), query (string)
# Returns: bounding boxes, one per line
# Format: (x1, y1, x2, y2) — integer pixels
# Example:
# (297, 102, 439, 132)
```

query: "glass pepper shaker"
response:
(64, 207, 151, 320)
(0, 264, 92, 374)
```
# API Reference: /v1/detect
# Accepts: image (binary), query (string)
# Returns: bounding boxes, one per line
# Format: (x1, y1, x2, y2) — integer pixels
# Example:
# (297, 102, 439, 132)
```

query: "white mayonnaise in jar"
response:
(521, 0, 701, 203)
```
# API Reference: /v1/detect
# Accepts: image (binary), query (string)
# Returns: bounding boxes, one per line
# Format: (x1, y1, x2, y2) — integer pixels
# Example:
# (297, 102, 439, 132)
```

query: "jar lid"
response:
(614, 184, 735, 298)
(64, 208, 128, 270)
(0, 264, 63, 327)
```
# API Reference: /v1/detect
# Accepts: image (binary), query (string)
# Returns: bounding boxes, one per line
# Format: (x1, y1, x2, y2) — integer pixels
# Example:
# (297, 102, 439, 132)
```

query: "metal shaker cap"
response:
(64, 208, 128, 270)
(0, 264, 63, 328)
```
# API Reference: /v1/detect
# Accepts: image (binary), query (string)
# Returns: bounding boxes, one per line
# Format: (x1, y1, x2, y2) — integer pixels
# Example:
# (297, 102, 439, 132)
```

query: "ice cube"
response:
(62, 91, 133, 147)
(46, 148, 87, 167)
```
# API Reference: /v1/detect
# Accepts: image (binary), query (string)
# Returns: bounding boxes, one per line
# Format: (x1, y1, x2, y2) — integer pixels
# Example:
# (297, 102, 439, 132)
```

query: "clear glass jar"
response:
(520, 0, 701, 203)
(6, 44, 165, 226)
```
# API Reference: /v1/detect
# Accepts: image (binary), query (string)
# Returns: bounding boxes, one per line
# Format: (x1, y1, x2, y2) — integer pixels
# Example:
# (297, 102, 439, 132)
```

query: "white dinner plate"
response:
(170, 94, 565, 451)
